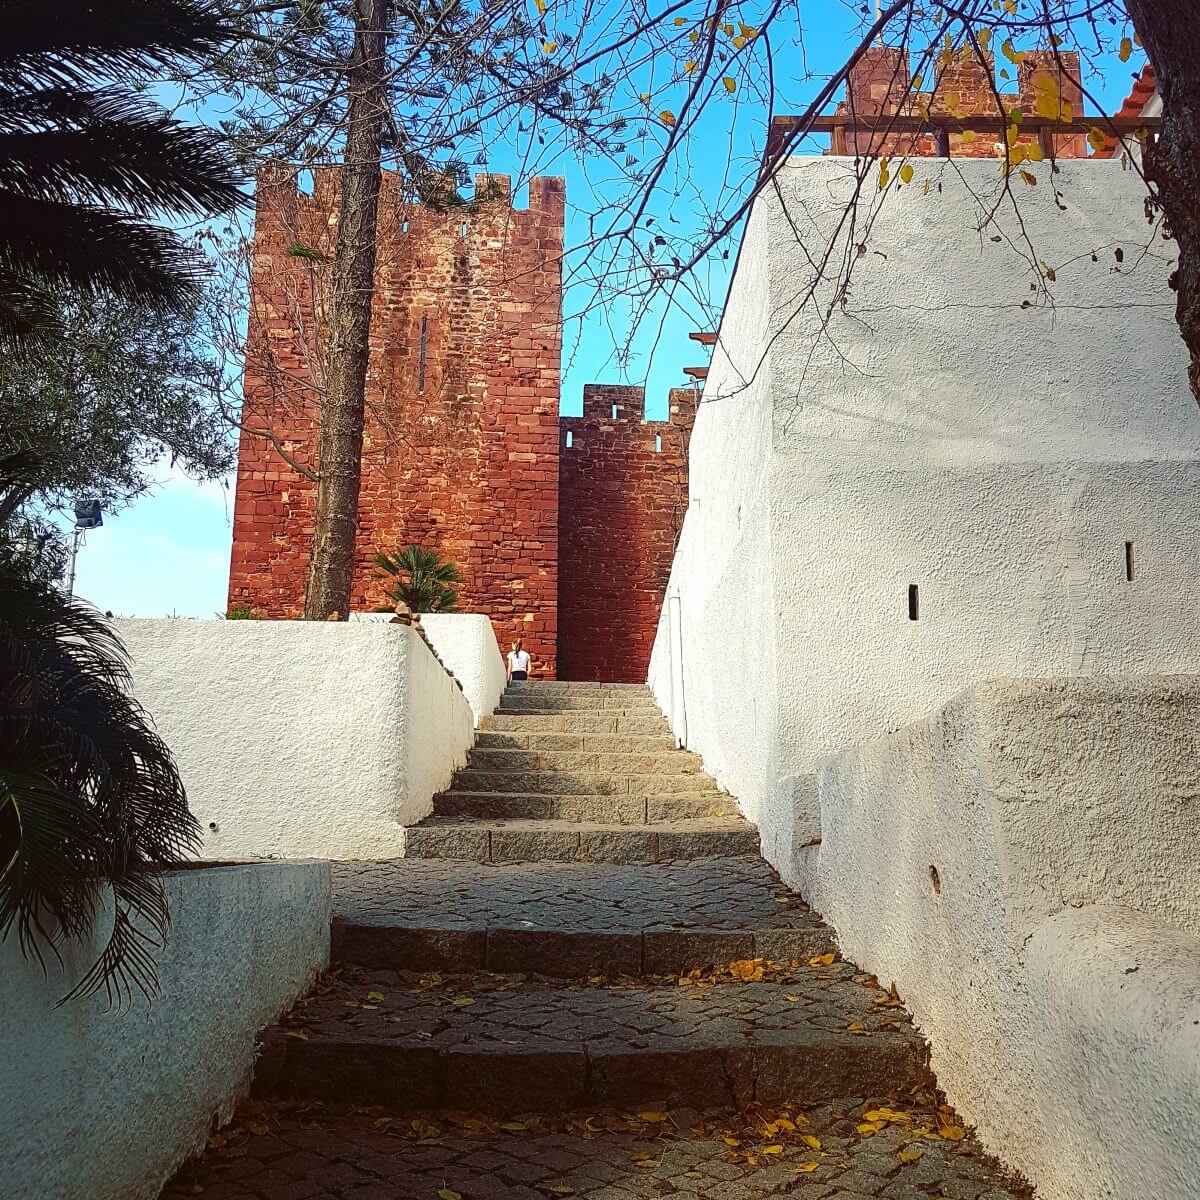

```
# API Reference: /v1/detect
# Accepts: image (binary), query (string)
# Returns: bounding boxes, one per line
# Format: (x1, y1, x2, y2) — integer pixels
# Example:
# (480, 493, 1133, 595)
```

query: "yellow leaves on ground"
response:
(796, 1161, 819, 1172)
(637, 1111, 668, 1123)
(284, 1029, 309, 1040)
(898, 1146, 923, 1163)
(366, 990, 384, 1002)
(761, 1144, 783, 1155)
(809, 952, 837, 968)
(801, 1134, 821, 1150)
(728, 958, 766, 981)
(437, 1190, 461, 1200)
(940, 1124, 967, 1141)
(451, 996, 475, 1007)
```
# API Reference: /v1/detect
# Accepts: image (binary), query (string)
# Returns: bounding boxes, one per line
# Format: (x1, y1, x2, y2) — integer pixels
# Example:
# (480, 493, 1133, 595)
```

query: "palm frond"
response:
(0, 570, 200, 1004)
(0, 0, 232, 90)
(374, 545, 465, 613)
(0, 193, 202, 310)
(0, 89, 245, 217)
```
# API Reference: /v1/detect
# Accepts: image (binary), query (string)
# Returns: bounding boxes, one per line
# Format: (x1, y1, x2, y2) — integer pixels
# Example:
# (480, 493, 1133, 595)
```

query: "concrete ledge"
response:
(2, 861, 330, 1200)
(118, 620, 475, 859)
(812, 675, 1200, 1200)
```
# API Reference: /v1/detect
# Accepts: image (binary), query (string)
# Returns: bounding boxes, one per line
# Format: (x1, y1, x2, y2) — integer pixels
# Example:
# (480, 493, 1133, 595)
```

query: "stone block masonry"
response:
(559, 385, 696, 682)
(229, 168, 565, 674)
(830, 44, 1087, 158)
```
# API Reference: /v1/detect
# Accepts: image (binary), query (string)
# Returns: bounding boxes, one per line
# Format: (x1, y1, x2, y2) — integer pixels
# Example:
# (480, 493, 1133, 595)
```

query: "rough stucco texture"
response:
(2, 862, 330, 1200)
(117, 620, 474, 859)
(228, 169, 564, 673)
(557, 385, 695, 682)
(812, 676, 1200, 1200)
(351, 612, 506, 726)
(649, 155, 1200, 892)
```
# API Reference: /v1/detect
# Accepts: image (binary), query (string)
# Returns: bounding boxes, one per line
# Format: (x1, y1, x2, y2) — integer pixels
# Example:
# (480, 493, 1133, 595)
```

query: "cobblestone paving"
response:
(333, 859, 824, 935)
(278, 963, 917, 1049)
(162, 1100, 1033, 1200)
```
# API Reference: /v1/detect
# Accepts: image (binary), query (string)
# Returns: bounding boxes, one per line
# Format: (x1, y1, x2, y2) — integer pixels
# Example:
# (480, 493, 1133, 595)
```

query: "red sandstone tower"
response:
(229, 168, 565, 673)
(558, 386, 695, 682)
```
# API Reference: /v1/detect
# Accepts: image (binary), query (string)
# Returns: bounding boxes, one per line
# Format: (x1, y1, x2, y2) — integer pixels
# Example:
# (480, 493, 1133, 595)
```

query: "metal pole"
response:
(66, 526, 83, 598)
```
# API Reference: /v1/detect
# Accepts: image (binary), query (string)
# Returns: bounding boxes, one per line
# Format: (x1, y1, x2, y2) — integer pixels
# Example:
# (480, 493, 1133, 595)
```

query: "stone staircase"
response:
(161, 682, 1031, 1200)
(406, 681, 759, 863)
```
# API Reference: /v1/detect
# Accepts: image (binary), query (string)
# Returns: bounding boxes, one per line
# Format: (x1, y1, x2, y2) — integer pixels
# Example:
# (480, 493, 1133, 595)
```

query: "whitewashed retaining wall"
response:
(812, 676, 1200, 1200)
(118, 620, 474, 859)
(649, 154, 1200, 890)
(2, 861, 329, 1200)
(351, 612, 506, 725)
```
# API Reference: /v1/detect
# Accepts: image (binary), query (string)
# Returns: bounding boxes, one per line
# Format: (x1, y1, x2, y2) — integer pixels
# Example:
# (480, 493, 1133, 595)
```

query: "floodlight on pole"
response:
(66, 500, 103, 599)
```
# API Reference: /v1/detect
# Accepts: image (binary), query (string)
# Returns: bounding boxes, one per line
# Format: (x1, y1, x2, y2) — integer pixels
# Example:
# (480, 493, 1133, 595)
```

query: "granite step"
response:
(432, 792, 734, 822)
(497, 691, 661, 713)
(405, 815, 759, 863)
(465, 747, 703, 774)
(481, 712, 671, 735)
(258, 967, 932, 1114)
(448, 769, 720, 796)
(475, 729, 678, 752)
(331, 858, 829, 976)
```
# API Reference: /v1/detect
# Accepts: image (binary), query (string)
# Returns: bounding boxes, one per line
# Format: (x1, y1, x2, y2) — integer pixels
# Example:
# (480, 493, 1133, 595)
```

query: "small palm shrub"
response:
(0, 571, 200, 1004)
(373, 545, 464, 613)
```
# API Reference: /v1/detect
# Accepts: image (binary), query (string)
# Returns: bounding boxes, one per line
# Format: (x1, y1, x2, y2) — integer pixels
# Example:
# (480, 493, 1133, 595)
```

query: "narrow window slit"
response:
(611, 403, 618, 419)
(1125, 541, 1135, 582)
(655, 433, 662, 453)
(565, 430, 573, 448)
(417, 316, 428, 393)
(908, 584, 920, 621)
(401, 219, 409, 233)
(460, 222, 468, 237)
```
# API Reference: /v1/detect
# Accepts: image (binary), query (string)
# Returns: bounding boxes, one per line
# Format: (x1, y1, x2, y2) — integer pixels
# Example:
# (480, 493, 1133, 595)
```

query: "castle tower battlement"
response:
(229, 167, 566, 672)
(558, 386, 697, 682)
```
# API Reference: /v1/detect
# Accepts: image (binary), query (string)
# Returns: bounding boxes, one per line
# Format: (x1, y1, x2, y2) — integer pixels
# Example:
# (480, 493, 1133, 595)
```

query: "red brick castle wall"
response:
(558, 386, 696, 682)
(229, 168, 565, 673)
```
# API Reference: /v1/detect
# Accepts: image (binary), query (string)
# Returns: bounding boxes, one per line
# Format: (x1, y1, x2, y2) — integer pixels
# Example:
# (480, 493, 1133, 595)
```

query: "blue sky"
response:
(69, 4, 1145, 617)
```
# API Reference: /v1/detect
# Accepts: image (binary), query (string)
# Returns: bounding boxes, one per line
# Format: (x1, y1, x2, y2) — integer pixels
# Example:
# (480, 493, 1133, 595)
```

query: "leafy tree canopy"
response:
(0, 289, 232, 577)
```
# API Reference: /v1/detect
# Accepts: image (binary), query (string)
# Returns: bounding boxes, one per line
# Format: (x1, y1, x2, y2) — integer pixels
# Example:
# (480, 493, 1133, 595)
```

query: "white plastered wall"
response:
(118, 620, 474, 859)
(351, 611, 506, 725)
(2, 861, 330, 1200)
(812, 676, 1200, 1200)
(650, 153, 1200, 890)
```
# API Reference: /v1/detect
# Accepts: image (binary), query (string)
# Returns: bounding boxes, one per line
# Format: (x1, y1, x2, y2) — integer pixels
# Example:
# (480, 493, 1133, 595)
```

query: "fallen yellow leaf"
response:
(940, 1125, 967, 1141)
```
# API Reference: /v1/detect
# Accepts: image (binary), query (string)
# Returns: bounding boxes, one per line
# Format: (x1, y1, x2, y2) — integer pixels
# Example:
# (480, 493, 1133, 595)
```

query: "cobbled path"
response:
(162, 1101, 1031, 1200)
(332, 859, 823, 933)
(161, 682, 1032, 1200)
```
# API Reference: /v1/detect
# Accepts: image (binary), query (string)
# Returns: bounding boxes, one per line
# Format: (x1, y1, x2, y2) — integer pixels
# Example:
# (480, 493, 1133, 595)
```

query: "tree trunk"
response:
(1125, 0, 1200, 403)
(304, 0, 390, 619)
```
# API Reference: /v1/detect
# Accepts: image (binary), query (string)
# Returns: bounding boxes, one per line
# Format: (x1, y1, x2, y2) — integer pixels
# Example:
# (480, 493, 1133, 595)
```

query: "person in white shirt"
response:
(506, 638, 531, 682)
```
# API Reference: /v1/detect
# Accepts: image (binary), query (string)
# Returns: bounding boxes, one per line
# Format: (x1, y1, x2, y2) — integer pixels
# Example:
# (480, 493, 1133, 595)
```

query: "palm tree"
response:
(0, 568, 201, 1004)
(374, 545, 464, 613)
(0, 0, 244, 343)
